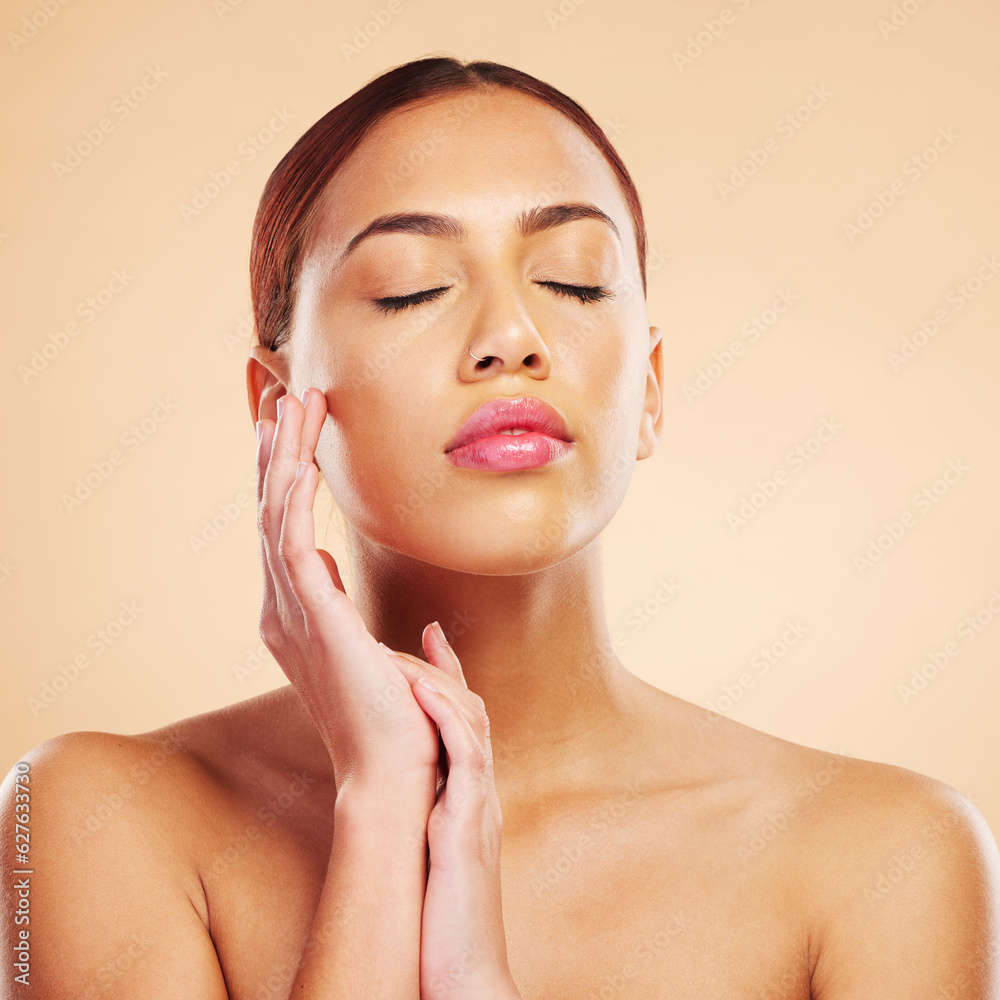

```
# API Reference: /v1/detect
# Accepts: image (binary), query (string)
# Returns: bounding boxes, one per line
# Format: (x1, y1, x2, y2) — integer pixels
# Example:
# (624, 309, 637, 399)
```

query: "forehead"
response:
(301, 88, 633, 262)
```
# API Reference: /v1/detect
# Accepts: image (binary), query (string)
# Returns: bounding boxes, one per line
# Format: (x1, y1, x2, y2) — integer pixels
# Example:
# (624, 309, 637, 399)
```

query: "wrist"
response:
(334, 772, 436, 821)
(334, 778, 434, 861)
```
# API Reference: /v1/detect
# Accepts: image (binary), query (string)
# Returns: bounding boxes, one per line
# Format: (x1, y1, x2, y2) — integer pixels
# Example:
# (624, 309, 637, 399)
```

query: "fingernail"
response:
(255, 421, 263, 444)
(301, 387, 311, 406)
(417, 676, 438, 692)
(277, 396, 286, 419)
(432, 620, 450, 645)
(295, 461, 307, 480)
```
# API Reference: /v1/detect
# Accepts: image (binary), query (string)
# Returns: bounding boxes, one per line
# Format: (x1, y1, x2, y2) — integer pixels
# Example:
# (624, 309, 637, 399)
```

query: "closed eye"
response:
(372, 281, 612, 315)
(373, 285, 451, 315)
(537, 281, 613, 304)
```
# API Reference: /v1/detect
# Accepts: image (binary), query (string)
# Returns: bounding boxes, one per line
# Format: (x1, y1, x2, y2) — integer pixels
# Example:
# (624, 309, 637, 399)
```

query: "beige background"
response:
(1, 0, 998, 838)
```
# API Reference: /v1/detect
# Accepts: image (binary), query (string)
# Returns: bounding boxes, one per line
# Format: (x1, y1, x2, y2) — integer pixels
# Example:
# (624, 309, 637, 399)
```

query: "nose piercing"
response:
(469, 346, 487, 362)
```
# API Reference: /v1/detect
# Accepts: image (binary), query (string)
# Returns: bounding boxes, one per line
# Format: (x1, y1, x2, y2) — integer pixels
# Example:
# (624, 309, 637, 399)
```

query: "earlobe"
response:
(246, 344, 292, 427)
(636, 324, 664, 462)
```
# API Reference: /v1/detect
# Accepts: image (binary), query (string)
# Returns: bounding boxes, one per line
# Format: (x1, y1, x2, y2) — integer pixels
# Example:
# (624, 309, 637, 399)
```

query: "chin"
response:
(374, 504, 610, 576)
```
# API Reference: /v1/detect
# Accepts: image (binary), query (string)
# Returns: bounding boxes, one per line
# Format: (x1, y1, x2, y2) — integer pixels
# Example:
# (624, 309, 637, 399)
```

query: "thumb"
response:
(317, 549, 347, 595)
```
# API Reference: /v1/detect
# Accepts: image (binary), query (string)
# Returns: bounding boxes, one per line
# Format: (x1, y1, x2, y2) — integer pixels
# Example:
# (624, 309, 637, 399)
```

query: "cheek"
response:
(569, 329, 645, 459)
(313, 383, 440, 538)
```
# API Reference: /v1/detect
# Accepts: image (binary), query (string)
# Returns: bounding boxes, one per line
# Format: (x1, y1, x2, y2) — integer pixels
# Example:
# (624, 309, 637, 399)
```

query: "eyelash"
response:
(372, 281, 612, 315)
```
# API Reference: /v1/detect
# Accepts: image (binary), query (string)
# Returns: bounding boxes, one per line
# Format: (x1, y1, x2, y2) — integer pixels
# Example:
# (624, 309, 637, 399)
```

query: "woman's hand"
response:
(384, 624, 522, 1000)
(255, 387, 440, 795)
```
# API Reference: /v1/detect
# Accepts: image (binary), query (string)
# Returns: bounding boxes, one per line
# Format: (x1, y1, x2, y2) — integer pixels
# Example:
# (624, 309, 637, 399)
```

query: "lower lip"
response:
(446, 432, 573, 471)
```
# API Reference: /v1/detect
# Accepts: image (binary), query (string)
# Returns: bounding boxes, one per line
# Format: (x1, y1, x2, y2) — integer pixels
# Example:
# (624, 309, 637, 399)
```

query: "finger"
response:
(409, 677, 493, 781)
(383, 646, 484, 737)
(279, 452, 369, 650)
(422, 621, 466, 685)
(317, 549, 347, 595)
(297, 387, 327, 466)
(258, 399, 306, 634)
(255, 417, 285, 636)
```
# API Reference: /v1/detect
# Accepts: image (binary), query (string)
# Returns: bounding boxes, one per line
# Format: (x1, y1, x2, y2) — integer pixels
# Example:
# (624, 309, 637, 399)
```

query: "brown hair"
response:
(250, 55, 648, 351)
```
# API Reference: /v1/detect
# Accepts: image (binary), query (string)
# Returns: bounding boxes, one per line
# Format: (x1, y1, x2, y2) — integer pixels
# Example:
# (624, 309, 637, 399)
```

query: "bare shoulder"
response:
(800, 752, 1000, 996)
(0, 684, 334, 997)
(681, 705, 1000, 997)
(664, 694, 1000, 994)
(1, 727, 231, 998)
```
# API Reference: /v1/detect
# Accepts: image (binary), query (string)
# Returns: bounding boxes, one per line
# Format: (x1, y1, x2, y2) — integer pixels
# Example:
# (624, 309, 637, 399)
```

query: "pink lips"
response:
(445, 396, 574, 471)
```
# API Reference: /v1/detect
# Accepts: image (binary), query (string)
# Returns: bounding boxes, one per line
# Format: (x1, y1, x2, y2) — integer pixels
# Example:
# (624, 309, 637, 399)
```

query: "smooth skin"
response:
(3, 88, 999, 999)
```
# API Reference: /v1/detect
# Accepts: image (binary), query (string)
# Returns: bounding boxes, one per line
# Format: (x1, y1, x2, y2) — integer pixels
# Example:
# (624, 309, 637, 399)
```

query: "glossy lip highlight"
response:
(444, 395, 573, 453)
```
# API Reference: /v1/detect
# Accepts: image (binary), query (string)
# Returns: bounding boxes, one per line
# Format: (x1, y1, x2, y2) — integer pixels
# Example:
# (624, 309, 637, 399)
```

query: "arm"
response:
(253, 390, 444, 997)
(809, 772, 1000, 999)
(0, 733, 229, 1000)
(287, 778, 436, 998)
(388, 626, 522, 1000)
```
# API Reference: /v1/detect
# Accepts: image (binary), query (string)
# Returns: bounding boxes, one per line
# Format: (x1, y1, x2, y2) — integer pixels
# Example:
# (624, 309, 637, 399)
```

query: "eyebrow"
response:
(336, 201, 622, 267)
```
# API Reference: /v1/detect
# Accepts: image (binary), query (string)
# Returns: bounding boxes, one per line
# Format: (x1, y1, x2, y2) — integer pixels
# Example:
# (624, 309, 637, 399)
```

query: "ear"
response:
(246, 343, 292, 427)
(636, 324, 664, 461)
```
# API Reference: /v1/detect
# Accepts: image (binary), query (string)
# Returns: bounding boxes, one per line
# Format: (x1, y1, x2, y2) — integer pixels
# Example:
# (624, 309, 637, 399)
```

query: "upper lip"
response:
(445, 395, 573, 452)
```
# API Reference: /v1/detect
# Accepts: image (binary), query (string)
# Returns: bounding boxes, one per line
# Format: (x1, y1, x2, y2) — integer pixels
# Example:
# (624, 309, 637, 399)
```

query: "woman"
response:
(4, 55, 998, 999)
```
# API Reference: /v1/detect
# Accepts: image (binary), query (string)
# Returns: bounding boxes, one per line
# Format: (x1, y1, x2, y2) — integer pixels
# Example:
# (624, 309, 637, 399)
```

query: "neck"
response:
(348, 529, 642, 802)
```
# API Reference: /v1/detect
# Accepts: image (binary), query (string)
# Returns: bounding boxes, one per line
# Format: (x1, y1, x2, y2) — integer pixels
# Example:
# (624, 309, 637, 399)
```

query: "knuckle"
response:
(470, 743, 490, 773)
(277, 533, 304, 567)
(257, 504, 279, 537)
(258, 618, 285, 651)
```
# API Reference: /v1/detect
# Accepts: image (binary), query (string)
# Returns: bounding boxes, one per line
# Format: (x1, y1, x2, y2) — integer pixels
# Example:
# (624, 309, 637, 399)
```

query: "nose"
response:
(460, 285, 552, 380)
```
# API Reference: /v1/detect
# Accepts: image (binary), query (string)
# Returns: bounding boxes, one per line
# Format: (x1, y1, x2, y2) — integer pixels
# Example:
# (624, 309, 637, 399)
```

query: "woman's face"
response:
(259, 88, 663, 575)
